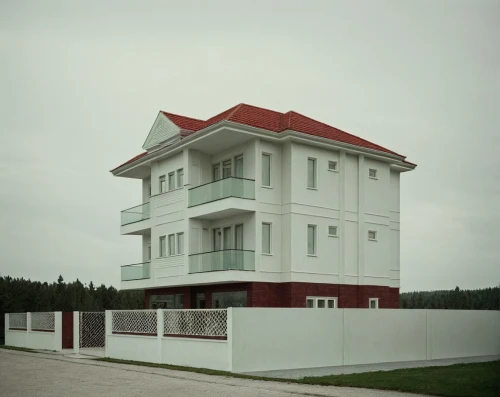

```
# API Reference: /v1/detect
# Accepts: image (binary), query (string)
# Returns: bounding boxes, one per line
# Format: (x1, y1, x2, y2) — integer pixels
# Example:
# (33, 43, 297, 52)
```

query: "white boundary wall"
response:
(102, 308, 500, 373)
(5, 312, 63, 352)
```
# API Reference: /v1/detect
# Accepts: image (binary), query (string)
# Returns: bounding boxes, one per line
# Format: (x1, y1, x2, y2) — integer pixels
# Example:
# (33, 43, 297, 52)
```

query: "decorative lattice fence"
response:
(112, 310, 157, 335)
(31, 312, 55, 332)
(80, 312, 105, 348)
(9, 313, 27, 330)
(163, 309, 227, 338)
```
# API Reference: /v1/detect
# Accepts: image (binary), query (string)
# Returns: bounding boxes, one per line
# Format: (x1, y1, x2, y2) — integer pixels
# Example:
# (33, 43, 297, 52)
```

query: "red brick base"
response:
(145, 282, 399, 309)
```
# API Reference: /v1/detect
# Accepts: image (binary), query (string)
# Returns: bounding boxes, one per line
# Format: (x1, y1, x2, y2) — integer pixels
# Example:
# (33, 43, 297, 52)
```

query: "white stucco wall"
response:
(122, 133, 409, 290)
(343, 309, 427, 365)
(107, 334, 160, 363)
(427, 310, 500, 359)
(5, 312, 62, 352)
(162, 337, 230, 371)
(231, 308, 344, 373)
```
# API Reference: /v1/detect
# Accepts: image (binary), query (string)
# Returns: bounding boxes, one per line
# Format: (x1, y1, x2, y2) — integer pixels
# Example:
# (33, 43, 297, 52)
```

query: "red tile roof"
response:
(112, 104, 415, 172)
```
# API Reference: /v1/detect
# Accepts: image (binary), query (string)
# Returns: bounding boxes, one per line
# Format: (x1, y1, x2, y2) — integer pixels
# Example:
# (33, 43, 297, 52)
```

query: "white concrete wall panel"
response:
(162, 338, 230, 371)
(343, 309, 427, 365)
(428, 310, 500, 359)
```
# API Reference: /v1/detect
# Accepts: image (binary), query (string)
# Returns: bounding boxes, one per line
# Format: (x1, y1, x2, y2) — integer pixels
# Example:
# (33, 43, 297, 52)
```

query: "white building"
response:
(111, 103, 416, 309)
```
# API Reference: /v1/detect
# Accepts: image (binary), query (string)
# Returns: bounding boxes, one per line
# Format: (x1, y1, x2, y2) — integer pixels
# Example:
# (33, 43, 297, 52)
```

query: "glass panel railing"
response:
(121, 262, 151, 281)
(121, 202, 150, 226)
(188, 177, 255, 207)
(189, 250, 255, 273)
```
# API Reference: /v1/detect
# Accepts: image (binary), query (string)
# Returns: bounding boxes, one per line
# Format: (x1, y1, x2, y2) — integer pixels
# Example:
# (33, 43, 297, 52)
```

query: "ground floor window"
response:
(212, 291, 247, 308)
(149, 294, 183, 309)
(306, 296, 337, 308)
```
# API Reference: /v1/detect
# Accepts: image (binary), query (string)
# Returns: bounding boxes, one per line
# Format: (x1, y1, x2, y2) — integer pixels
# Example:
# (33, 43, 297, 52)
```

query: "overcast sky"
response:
(1, 0, 499, 292)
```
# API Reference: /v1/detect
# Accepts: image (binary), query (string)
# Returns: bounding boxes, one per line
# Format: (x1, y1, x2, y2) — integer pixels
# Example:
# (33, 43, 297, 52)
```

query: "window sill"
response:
(307, 187, 318, 191)
(261, 185, 273, 189)
(369, 177, 378, 180)
(328, 169, 338, 173)
(307, 254, 318, 257)
(368, 239, 378, 242)
(328, 235, 339, 238)
(261, 253, 273, 256)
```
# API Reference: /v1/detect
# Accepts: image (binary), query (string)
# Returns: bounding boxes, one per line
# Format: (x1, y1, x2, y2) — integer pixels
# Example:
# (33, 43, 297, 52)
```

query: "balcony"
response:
(120, 202, 151, 235)
(187, 178, 256, 219)
(189, 250, 255, 274)
(121, 262, 151, 281)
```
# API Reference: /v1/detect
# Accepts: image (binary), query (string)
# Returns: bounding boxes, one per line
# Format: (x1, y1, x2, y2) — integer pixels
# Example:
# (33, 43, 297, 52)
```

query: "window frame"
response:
(307, 224, 317, 256)
(307, 157, 317, 189)
(261, 152, 272, 188)
(176, 232, 184, 255)
(168, 172, 175, 191)
(262, 222, 272, 255)
(168, 234, 176, 256)
(159, 236, 167, 257)
(328, 225, 338, 238)
(369, 298, 379, 309)
(306, 296, 338, 308)
(177, 168, 184, 188)
(328, 160, 338, 172)
(368, 230, 377, 241)
(159, 175, 166, 194)
(369, 168, 378, 179)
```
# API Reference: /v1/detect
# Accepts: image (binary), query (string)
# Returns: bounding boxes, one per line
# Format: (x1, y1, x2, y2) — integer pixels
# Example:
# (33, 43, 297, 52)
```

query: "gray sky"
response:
(1, 0, 499, 292)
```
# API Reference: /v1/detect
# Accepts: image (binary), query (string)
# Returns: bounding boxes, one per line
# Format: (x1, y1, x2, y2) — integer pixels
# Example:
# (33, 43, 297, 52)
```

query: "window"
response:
(177, 232, 184, 255)
(307, 158, 317, 189)
(262, 223, 271, 254)
(149, 294, 183, 309)
(168, 172, 175, 191)
(212, 291, 247, 308)
(369, 298, 379, 309)
(369, 168, 377, 179)
(212, 163, 221, 181)
(147, 243, 151, 261)
(149, 184, 152, 197)
(159, 236, 166, 257)
(159, 175, 166, 193)
(306, 297, 338, 308)
(328, 161, 338, 171)
(177, 168, 184, 188)
(328, 226, 338, 237)
(235, 155, 244, 178)
(368, 230, 377, 241)
(222, 159, 232, 179)
(235, 224, 244, 250)
(262, 153, 271, 187)
(307, 224, 317, 255)
(168, 234, 175, 256)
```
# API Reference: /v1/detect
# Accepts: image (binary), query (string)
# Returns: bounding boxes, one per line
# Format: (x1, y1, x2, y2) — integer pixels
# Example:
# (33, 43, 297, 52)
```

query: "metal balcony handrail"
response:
(188, 176, 255, 191)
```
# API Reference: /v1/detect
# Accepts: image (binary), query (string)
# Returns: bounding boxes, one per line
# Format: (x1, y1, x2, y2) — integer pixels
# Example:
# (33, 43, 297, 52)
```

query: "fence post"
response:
(157, 309, 163, 364)
(105, 310, 112, 358)
(54, 312, 62, 352)
(73, 311, 80, 354)
(4, 313, 9, 346)
(226, 308, 233, 372)
(26, 312, 31, 348)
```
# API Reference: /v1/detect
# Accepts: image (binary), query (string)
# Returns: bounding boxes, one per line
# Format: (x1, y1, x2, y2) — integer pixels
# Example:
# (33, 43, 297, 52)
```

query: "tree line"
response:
(400, 286, 499, 310)
(0, 275, 144, 342)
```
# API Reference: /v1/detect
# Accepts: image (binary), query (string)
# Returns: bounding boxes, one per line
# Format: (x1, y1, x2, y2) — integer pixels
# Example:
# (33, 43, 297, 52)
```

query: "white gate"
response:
(79, 312, 105, 348)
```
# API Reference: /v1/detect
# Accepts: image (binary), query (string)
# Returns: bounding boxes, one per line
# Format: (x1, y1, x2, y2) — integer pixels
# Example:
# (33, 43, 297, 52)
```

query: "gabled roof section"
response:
(142, 112, 182, 150)
(114, 103, 415, 173)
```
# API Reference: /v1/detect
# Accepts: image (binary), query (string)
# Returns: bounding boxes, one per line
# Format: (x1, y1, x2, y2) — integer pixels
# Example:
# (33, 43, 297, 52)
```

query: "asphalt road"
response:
(0, 349, 429, 397)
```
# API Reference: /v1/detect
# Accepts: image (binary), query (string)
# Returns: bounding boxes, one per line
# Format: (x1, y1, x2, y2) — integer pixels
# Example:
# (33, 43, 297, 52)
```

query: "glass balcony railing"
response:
(121, 262, 150, 281)
(189, 250, 255, 274)
(121, 202, 150, 226)
(188, 177, 255, 207)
